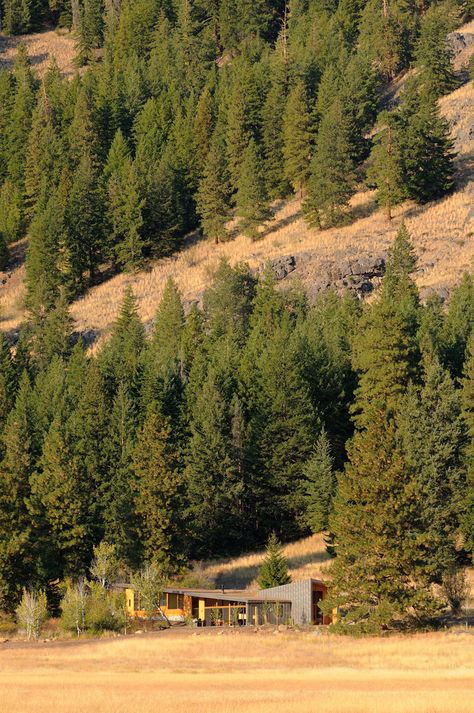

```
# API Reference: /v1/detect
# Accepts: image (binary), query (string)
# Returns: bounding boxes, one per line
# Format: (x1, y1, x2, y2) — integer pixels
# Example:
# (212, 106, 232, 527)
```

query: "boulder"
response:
(267, 255, 297, 280)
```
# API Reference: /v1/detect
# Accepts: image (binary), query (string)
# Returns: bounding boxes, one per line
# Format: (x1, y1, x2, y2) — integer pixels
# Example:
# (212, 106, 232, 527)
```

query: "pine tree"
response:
(24, 88, 64, 221)
(0, 69, 14, 181)
(0, 333, 16, 440)
(25, 189, 65, 317)
(6, 44, 37, 190)
(328, 408, 440, 630)
(358, 0, 411, 80)
(193, 85, 215, 176)
(68, 359, 108, 542)
(29, 415, 91, 580)
(399, 84, 455, 204)
(283, 79, 312, 196)
(461, 335, 474, 556)
(351, 225, 420, 426)
(258, 532, 291, 589)
(109, 164, 146, 271)
(67, 151, 104, 290)
(303, 428, 336, 533)
(304, 98, 355, 229)
(76, 0, 104, 65)
(147, 277, 185, 380)
(235, 139, 271, 240)
(253, 321, 316, 536)
(106, 150, 145, 270)
(29, 291, 73, 372)
(225, 61, 263, 191)
(133, 402, 185, 569)
(368, 111, 405, 220)
(2, 0, 31, 34)
(102, 383, 140, 567)
(262, 58, 289, 199)
(414, 3, 458, 99)
(0, 180, 23, 246)
(0, 231, 8, 270)
(196, 135, 231, 244)
(443, 273, 474, 378)
(67, 86, 99, 168)
(99, 286, 145, 397)
(185, 367, 243, 557)
(203, 259, 256, 346)
(398, 354, 466, 578)
(0, 373, 36, 608)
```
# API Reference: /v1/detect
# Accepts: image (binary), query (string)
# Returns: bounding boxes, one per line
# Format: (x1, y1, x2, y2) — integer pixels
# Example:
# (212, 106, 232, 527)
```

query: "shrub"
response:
(60, 579, 88, 636)
(15, 589, 48, 640)
(60, 580, 127, 635)
(86, 583, 127, 634)
(90, 542, 120, 589)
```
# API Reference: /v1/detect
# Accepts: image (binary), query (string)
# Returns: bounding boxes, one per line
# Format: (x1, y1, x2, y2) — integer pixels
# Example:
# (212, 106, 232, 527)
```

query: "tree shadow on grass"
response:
(212, 547, 331, 590)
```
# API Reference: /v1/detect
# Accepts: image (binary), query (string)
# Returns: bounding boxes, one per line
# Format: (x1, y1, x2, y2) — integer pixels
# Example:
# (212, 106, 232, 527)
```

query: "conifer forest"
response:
(0, 0, 473, 631)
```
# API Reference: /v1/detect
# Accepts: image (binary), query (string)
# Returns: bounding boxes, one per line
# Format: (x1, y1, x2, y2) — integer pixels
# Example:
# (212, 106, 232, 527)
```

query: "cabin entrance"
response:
(312, 590, 324, 625)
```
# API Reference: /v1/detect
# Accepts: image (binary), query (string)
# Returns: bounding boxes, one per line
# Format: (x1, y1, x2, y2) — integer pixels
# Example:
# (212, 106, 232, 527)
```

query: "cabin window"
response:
(167, 593, 184, 609)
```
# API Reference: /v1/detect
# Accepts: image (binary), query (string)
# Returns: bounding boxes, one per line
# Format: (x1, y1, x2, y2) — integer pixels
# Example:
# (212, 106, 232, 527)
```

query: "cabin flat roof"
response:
(162, 587, 291, 603)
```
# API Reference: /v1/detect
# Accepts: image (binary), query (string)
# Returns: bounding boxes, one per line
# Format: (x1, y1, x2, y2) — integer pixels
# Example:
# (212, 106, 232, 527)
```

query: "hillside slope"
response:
(1, 22, 473, 346)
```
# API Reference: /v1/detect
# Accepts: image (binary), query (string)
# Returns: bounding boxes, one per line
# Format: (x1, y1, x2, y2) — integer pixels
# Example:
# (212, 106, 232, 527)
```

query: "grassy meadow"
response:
(1, 628, 473, 713)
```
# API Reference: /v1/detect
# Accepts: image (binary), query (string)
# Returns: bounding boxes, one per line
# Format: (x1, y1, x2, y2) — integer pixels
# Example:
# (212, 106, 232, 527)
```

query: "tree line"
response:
(0, 1, 468, 303)
(0, 226, 473, 629)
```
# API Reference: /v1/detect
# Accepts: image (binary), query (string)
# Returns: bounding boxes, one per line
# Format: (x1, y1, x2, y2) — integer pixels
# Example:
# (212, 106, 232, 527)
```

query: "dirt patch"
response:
(0, 30, 78, 77)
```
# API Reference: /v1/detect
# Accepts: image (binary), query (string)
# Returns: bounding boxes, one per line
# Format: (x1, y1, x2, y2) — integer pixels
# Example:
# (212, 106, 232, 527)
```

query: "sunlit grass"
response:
(1, 629, 473, 712)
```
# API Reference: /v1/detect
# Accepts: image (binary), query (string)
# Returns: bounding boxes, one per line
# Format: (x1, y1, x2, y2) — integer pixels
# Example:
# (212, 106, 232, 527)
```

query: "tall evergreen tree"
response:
(0, 373, 36, 608)
(283, 79, 312, 197)
(6, 44, 37, 190)
(196, 135, 231, 244)
(103, 383, 139, 566)
(66, 151, 104, 291)
(351, 225, 420, 425)
(328, 408, 440, 630)
(235, 139, 271, 240)
(461, 336, 474, 556)
(398, 354, 466, 579)
(258, 532, 291, 589)
(185, 368, 243, 557)
(303, 428, 336, 534)
(133, 402, 185, 569)
(29, 415, 92, 580)
(304, 98, 355, 229)
(368, 111, 405, 220)
(99, 286, 145, 398)
(399, 84, 455, 204)
(414, 3, 458, 99)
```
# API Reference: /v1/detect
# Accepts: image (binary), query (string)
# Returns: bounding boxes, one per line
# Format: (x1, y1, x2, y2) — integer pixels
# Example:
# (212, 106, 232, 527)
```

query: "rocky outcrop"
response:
(264, 255, 298, 280)
(263, 253, 387, 300)
(447, 31, 474, 56)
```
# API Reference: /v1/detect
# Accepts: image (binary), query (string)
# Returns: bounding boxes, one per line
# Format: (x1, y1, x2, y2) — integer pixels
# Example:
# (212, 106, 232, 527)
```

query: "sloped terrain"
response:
(1, 22, 473, 347)
(0, 30, 77, 77)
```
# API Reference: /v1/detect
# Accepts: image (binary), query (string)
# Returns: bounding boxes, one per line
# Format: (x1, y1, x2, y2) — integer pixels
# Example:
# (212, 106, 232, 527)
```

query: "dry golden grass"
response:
(0, 30, 77, 77)
(0, 629, 473, 713)
(201, 533, 332, 589)
(1, 23, 473, 346)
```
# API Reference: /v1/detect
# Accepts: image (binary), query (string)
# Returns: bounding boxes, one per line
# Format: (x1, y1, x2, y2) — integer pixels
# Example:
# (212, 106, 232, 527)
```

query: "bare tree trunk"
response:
(71, 0, 81, 30)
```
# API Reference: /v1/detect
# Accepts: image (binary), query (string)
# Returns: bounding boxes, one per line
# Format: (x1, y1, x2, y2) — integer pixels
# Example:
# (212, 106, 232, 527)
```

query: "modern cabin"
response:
(125, 578, 334, 626)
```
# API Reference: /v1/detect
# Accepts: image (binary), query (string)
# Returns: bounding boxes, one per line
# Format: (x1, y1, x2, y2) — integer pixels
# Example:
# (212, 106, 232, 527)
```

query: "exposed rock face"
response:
(447, 31, 474, 56)
(265, 255, 297, 280)
(264, 253, 387, 300)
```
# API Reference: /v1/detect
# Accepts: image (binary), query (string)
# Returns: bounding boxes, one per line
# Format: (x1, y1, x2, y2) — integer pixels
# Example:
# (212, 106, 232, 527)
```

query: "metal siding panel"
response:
(253, 580, 314, 625)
